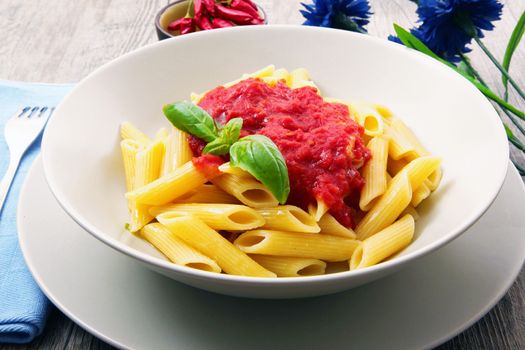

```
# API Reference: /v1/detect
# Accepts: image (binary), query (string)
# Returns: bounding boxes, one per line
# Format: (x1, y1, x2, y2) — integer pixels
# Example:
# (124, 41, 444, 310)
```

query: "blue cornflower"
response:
(300, 0, 372, 33)
(413, 0, 503, 62)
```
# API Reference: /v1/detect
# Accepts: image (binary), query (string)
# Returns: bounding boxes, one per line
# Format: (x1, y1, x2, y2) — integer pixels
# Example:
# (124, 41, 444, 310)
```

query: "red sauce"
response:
(191, 78, 371, 227)
(192, 154, 224, 179)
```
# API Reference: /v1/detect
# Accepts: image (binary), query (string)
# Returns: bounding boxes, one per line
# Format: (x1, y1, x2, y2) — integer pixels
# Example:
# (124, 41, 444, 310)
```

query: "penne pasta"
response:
(234, 229, 359, 262)
(120, 139, 142, 192)
(384, 123, 417, 160)
(141, 223, 221, 273)
(212, 173, 278, 208)
(350, 214, 415, 270)
(308, 199, 329, 222)
(360, 136, 389, 211)
(120, 121, 151, 145)
(249, 255, 326, 277)
(152, 204, 265, 231)
(389, 117, 429, 159)
(355, 171, 412, 240)
(174, 184, 239, 204)
(411, 182, 432, 207)
(157, 215, 276, 277)
(256, 205, 320, 233)
(351, 103, 384, 137)
(318, 212, 357, 239)
(126, 160, 209, 206)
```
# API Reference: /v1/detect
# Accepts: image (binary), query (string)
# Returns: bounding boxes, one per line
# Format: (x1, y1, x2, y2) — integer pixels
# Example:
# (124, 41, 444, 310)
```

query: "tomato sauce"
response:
(191, 78, 371, 227)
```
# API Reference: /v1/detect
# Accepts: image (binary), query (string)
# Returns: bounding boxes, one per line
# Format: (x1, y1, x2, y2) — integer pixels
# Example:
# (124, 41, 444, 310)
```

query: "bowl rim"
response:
(42, 25, 509, 285)
(154, 0, 268, 39)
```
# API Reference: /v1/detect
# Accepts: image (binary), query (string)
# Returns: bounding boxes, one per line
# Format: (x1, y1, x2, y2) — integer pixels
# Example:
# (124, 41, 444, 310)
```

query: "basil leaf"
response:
(221, 118, 243, 145)
(202, 139, 231, 155)
(163, 101, 218, 142)
(203, 118, 243, 156)
(229, 135, 290, 204)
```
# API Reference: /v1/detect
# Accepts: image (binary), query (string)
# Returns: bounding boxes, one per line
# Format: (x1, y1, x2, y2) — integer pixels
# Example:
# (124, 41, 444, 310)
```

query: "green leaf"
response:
(229, 135, 290, 204)
(202, 118, 243, 156)
(502, 11, 525, 99)
(202, 140, 231, 155)
(393, 24, 455, 68)
(220, 118, 243, 145)
(163, 101, 218, 142)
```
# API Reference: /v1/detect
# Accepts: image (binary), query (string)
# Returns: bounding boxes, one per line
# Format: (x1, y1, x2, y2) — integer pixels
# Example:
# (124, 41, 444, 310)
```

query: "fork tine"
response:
(17, 107, 31, 118)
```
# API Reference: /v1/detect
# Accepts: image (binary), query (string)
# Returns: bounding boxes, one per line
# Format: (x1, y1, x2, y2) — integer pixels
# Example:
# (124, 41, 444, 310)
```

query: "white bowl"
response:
(42, 26, 508, 298)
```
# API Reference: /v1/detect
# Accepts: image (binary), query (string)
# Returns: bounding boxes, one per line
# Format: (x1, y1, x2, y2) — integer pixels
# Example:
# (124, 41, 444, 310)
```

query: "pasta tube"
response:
(318, 212, 356, 239)
(360, 136, 389, 211)
(355, 171, 412, 240)
(141, 223, 221, 273)
(249, 255, 326, 277)
(126, 160, 209, 206)
(120, 121, 151, 145)
(350, 214, 415, 270)
(152, 204, 265, 231)
(212, 173, 278, 208)
(234, 230, 359, 262)
(256, 205, 320, 233)
(157, 215, 276, 278)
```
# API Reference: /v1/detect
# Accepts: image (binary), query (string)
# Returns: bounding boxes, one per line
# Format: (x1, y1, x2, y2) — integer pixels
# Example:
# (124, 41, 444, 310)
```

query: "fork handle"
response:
(0, 154, 22, 214)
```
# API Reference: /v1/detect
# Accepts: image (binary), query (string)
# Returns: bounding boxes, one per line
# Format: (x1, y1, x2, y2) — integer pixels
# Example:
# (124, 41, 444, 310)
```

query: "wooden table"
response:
(1, 1, 524, 349)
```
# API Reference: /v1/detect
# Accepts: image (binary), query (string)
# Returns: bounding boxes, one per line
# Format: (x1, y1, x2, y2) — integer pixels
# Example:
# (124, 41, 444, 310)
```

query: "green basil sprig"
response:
(163, 101, 290, 203)
(203, 117, 243, 156)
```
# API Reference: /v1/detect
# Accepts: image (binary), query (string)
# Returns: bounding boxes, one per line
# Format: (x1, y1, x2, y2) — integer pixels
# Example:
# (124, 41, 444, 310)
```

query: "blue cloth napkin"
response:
(0, 80, 72, 344)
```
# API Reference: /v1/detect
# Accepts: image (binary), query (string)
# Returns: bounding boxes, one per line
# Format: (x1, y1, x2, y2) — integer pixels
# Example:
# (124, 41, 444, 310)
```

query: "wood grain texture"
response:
(0, 0, 524, 349)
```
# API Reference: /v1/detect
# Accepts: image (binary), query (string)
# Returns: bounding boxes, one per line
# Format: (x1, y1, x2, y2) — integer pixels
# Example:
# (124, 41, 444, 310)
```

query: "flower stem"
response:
(513, 161, 525, 176)
(474, 37, 525, 101)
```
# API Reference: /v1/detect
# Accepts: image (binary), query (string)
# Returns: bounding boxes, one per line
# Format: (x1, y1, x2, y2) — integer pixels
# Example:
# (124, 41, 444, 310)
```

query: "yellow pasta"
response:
(308, 199, 329, 222)
(234, 230, 359, 262)
(152, 204, 265, 231)
(141, 223, 221, 273)
(355, 171, 412, 240)
(359, 136, 389, 211)
(249, 255, 326, 277)
(157, 215, 276, 277)
(384, 123, 417, 160)
(212, 173, 278, 208)
(411, 182, 432, 207)
(218, 162, 251, 177)
(135, 138, 164, 187)
(120, 139, 142, 192)
(256, 205, 320, 233)
(389, 117, 429, 159)
(350, 103, 384, 136)
(318, 212, 356, 239)
(174, 129, 193, 168)
(126, 160, 209, 206)
(120, 121, 151, 145)
(174, 184, 239, 204)
(402, 156, 442, 191)
(350, 214, 414, 270)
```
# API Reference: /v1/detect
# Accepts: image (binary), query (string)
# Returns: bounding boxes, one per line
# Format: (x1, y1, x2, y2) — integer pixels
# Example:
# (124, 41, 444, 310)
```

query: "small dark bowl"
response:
(155, 0, 267, 40)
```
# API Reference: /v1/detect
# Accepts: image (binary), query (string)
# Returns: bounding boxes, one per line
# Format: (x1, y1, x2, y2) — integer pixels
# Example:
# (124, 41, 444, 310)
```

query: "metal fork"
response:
(0, 106, 54, 212)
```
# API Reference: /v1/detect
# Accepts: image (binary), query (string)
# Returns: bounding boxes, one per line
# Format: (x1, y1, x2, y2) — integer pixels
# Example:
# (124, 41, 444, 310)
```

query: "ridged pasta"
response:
(141, 223, 221, 273)
(153, 204, 265, 231)
(126, 160, 209, 206)
(249, 255, 326, 277)
(120, 121, 151, 145)
(212, 173, 278, 208)
(350, 214, 414, 270)
(360, 136, 389, 211)
(256, 205, 320, 233)
(318, 212, 356, 239)
(157, 215, 276, 277)
(234, 229, 359, 262)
